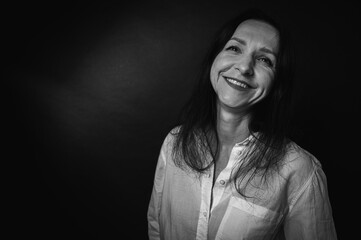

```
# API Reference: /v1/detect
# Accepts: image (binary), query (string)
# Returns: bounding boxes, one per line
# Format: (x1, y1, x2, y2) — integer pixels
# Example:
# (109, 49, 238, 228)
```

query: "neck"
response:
(217, 104, 251, 147)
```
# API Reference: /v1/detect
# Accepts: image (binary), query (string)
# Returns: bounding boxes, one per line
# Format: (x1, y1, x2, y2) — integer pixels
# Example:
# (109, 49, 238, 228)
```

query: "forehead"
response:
(232, 19, 279, 52)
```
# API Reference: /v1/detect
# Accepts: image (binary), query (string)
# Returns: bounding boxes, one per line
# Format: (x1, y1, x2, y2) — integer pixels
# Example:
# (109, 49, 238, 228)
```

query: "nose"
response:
(235, 55, 254, 77)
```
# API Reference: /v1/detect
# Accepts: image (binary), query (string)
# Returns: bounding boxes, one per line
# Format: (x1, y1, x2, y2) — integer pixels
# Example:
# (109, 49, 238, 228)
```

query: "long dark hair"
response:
(172, 8, 295, 197)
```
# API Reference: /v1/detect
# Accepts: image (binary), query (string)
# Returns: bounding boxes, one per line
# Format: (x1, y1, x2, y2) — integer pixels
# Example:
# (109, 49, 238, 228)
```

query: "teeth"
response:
(226, 78, 248, 89)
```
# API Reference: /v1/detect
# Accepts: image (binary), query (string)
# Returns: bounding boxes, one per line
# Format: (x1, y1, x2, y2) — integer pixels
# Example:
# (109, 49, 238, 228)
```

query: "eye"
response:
(257, 57, 274, 67)
(225, 45, 241, 53)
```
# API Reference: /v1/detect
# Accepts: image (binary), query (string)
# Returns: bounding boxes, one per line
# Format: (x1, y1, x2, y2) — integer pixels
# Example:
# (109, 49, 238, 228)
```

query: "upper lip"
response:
(223, 76, 255, 89)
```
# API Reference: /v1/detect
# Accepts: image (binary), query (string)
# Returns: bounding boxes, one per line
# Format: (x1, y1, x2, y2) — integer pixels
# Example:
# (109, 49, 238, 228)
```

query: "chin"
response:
(219, 98, 247, 110)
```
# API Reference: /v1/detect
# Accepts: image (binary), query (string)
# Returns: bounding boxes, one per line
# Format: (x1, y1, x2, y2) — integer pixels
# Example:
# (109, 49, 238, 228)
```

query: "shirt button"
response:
(203, 212, 207, 217)
(219, 180, 225, 185)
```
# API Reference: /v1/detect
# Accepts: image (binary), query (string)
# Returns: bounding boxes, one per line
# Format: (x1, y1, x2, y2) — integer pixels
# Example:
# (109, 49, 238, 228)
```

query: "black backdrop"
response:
(4, 1, 360, 239)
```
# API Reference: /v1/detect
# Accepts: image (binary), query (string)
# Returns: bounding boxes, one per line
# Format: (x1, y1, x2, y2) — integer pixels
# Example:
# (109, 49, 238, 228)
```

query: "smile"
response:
(224, 77, 253, 90)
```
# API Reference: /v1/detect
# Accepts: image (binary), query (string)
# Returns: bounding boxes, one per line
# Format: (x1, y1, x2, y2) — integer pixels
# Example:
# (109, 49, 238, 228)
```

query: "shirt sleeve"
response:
(147, 137, 168, 240)
(283, 167, 337, 240)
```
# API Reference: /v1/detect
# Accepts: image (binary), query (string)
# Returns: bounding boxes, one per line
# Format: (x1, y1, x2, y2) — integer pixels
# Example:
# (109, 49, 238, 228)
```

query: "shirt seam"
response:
(288, 161, 318, 213)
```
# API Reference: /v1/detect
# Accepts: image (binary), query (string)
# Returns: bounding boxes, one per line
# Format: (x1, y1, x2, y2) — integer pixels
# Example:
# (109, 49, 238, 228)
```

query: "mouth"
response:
(223, 76, 254, 90)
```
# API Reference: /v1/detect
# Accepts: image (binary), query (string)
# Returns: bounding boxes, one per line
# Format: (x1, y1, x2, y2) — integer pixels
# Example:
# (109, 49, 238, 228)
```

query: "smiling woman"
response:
(148, 8, 337, 240)
(210, 19, 278, 111)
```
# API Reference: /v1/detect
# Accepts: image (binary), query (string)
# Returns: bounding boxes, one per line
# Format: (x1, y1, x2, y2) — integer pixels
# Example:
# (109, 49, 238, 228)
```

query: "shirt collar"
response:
(234, 133, 257, 147)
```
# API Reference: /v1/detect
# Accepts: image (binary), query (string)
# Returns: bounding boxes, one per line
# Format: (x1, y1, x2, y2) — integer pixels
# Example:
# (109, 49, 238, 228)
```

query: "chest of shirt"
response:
(161, 160, 288, 239)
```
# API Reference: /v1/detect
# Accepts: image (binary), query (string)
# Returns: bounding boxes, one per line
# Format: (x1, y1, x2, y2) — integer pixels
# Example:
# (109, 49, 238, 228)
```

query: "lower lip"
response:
(223, 77, 250, 91)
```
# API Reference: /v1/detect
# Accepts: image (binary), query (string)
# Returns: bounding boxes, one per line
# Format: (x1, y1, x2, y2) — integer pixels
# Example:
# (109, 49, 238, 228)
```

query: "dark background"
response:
(4, 0, 360, 239)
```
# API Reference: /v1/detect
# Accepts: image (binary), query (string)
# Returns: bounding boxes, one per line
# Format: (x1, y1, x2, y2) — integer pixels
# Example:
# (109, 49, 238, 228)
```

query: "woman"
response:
(148, 9, 337, 240)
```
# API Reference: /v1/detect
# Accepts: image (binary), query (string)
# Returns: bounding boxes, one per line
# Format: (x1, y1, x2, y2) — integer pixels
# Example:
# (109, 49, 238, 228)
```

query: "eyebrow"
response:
(230, 37, 276, 57)
(230, 37, 246, 45)
(259, 47, 276, 57)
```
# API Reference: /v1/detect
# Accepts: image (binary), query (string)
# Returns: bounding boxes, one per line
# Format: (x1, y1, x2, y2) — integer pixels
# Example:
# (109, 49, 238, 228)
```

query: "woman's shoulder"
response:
(279, 141, 322, 182)
(159, 126, 181, 152)
(163, 126, 180, 142)
(278, 141, 331, 211)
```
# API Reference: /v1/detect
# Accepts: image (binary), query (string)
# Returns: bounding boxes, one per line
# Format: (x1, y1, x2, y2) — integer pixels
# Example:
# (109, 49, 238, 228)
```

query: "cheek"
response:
(266, 75, 276, 93)
(259, 71, 275, 94)
(210, 54, 228, 85)
(210, 58, 221, 89)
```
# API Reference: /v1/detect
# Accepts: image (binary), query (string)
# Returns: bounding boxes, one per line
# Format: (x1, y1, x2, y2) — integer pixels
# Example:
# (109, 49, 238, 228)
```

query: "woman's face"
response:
(210, 19, 279, 112)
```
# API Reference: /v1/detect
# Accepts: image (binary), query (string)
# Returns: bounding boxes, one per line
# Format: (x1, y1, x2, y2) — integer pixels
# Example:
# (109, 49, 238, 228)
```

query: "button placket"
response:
(196, 168, 213, 240)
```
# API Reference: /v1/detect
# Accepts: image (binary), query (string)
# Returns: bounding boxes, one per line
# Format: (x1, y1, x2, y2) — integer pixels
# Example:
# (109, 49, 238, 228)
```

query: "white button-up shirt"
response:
(148, 131, 337, 240)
